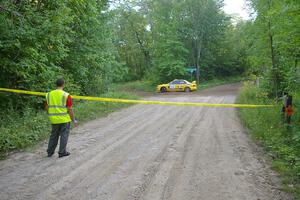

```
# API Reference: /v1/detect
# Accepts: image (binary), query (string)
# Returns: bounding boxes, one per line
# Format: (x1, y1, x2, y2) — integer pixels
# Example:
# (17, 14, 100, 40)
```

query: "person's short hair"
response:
(56, 78, 65, 87)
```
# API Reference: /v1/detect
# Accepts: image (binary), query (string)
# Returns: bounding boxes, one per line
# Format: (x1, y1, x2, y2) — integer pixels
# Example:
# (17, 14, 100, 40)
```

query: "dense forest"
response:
(0, 0, 299, 111)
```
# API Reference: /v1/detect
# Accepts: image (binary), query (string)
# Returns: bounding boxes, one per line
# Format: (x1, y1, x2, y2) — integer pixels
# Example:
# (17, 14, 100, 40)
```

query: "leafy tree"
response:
(112, 1, 152, 80)
(177, 0, 228, 82)
(149, 0, 188, 82)
(245, 0, 300, 96)
(0, 0, 116, 113)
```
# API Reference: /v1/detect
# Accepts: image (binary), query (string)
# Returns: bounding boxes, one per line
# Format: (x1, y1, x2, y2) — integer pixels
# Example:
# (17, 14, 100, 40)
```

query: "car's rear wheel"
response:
(184, 87, 191, 93)
(160, 87, 167, 93)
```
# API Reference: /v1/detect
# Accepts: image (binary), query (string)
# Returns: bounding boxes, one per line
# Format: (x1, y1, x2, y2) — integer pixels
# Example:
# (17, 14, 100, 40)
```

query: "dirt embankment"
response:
(0, 84, 292, 200)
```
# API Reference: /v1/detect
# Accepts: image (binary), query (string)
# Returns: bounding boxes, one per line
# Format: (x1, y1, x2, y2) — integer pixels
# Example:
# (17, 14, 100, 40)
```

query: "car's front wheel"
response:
(160, 87, 167, 93)
(184, 87, 191, 93)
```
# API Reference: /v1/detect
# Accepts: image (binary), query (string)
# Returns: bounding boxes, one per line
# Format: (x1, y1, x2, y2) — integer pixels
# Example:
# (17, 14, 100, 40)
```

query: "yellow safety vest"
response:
(46, 89, 71, 124)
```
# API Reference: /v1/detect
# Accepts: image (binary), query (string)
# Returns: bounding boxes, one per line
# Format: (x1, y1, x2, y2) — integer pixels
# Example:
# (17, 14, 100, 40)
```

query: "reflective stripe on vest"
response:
(46, 90, 71, 124)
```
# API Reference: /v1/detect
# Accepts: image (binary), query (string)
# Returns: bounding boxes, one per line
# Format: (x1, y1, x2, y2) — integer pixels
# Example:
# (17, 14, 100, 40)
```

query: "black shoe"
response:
(59, 152, 70, 158)
(47, 153, 54, 157)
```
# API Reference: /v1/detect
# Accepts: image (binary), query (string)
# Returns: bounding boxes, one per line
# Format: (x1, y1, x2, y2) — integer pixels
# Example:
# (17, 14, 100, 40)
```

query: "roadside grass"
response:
(237, 82, 300, 199)
(110, 81, 155, 93)
(0, 91, 139, 159)
(198, 76, 244, 91)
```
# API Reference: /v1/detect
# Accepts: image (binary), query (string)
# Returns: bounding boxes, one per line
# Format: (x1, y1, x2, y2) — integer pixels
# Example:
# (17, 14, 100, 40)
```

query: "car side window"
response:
(170, 81, 179, 84)
(179, 81, 186, 84)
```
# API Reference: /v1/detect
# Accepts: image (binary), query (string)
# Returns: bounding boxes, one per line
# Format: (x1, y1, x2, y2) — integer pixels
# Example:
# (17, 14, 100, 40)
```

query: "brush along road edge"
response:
(0, 87, 274, 108)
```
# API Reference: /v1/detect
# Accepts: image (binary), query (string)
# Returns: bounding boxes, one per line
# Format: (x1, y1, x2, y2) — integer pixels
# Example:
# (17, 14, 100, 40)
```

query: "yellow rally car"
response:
(157, 79, 197, 93)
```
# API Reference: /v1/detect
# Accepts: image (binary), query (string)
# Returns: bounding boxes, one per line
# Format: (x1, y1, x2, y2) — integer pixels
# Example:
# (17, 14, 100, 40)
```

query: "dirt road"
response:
(0, 84, 291, 200)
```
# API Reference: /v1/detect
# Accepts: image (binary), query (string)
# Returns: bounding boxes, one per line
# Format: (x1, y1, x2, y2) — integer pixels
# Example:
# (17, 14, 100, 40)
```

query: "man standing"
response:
(286, 95, 293, 125)
(45, 78, 78, 158)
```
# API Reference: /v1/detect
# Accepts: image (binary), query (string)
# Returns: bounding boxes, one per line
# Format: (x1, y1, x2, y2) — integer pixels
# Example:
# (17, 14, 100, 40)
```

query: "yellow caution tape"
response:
(0, 87, 274, 108)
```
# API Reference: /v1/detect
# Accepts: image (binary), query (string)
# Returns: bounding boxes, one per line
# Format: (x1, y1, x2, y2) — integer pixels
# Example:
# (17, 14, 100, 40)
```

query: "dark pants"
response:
(47, 122, 70, 155)
(287, 116, 291, 124)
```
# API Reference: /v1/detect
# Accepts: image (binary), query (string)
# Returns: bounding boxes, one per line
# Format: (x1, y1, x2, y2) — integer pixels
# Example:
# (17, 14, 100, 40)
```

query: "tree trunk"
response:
(267, 0, 278, 98)
(268, 23, 278, 98)
(194, 35, 203, 83)
(134, 30, 151, 70)
(193, 41, 199, 83)
(196, 46, 201, 83)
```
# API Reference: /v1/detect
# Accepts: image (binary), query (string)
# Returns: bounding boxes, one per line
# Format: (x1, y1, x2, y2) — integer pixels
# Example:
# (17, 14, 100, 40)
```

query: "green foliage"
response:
(0, 108, 50, 156)
(0, 0, 116, 111)
(149, 0, 188, 82)
(197, 76, 245, 90)
(112, 2, 152, 80)
(236, 2, 300, 197)
(152, 39, 188, 82)
(110, 81, 155, 93)
(237, 82, 300, 198)
(112, 0, 246, 83)
(243, 0, 300, 96)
